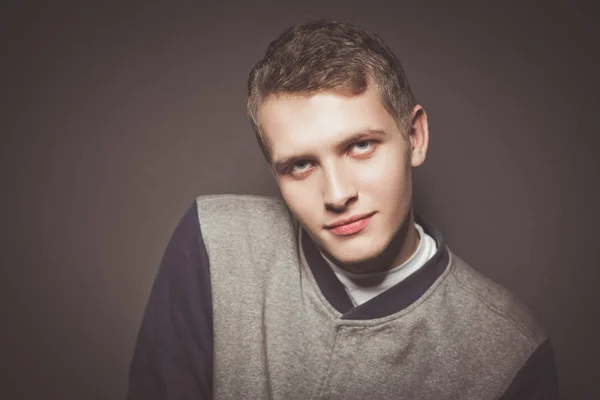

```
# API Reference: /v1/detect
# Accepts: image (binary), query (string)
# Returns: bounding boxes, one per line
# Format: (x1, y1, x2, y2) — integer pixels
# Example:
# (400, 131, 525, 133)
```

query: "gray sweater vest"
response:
(196, 195, 547, 400)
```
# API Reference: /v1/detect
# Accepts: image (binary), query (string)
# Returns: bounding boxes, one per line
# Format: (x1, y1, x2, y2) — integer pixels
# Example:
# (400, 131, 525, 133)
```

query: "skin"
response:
(257, 84, 430, 273)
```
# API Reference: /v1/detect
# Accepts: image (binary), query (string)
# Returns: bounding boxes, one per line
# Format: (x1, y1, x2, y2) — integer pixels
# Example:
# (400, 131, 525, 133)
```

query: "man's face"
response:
(257, 86, 425, 269)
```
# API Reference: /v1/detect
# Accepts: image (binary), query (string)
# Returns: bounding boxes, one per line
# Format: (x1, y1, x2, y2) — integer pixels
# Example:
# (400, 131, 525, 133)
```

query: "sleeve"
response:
(126, 203, 213, 400)
(500, 339, 560, 399)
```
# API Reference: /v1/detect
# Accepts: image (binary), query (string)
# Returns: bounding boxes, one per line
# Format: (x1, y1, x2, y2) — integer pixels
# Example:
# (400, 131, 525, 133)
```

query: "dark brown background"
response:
(2, 0, 599, 399)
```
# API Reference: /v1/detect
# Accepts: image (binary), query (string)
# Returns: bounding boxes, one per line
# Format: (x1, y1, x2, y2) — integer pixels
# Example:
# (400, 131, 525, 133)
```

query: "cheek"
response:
(279, 182, 320, 225)
(354, 148, 411, 199)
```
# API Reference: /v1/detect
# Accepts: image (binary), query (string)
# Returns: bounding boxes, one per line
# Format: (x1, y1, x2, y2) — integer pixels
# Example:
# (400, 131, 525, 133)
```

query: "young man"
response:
(127, 20, 559, 399)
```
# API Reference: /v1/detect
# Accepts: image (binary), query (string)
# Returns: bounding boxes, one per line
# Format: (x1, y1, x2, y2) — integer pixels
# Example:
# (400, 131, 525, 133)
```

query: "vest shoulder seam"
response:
(448, 264, 544, 347)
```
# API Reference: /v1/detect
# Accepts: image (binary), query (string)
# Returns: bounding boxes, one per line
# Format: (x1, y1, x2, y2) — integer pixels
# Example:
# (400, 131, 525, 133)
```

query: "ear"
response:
(409, 105, 430, 167)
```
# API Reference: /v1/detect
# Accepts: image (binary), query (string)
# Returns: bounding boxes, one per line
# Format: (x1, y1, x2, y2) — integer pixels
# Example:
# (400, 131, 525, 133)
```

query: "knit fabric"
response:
(196, 195, 548, 400)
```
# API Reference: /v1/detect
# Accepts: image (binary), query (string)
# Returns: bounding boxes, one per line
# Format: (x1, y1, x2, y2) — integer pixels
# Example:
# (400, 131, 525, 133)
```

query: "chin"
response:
(324, 237, 387, 265)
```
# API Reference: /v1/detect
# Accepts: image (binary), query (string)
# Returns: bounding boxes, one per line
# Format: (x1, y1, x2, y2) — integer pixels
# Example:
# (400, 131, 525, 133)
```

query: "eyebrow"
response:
(271, 128, 387, 171)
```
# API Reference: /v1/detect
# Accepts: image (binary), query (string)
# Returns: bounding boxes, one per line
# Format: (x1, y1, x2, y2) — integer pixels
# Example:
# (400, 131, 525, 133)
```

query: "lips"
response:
(325, 212, 375, 236)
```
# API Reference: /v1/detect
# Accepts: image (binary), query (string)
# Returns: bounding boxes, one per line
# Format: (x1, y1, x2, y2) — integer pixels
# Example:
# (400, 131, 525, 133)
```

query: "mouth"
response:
(325, 212, 376, 236)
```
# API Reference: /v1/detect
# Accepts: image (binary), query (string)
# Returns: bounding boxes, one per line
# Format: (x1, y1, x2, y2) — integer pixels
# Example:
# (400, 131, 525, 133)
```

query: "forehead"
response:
(257, 87, 399, 159)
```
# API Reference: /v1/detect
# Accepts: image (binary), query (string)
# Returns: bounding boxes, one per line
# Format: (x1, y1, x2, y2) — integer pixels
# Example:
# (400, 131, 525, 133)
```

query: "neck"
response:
(340, 211, 420, 274)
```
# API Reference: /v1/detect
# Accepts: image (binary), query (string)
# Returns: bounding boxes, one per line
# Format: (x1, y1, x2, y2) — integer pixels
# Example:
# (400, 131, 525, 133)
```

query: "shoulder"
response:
(438, 252, 555, 396)
(195, 194, 292, 224)
(446, 252, 547, 346)
(194, 194, 298, 252)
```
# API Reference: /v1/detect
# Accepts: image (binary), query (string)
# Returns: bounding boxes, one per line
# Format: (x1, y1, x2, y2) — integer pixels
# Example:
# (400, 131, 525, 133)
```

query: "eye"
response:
(349, 140, 376, 156)
(288, 160, 313, 176)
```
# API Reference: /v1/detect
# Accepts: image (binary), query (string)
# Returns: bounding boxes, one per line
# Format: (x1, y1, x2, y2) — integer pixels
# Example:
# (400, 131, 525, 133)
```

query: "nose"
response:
(323, 164, 357, 211)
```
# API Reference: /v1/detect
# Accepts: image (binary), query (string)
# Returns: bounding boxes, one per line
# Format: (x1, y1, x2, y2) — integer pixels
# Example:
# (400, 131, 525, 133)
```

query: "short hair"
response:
(247, 19, 417, 162)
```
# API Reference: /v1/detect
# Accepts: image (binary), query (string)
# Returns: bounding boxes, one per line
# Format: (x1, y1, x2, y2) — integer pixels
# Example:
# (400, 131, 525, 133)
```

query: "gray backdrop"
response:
(2, 1, 599, 399)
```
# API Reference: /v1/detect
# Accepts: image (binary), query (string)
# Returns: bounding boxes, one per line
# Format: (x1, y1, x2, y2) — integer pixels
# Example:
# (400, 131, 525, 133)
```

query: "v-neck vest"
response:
(196, 195, 546, 400)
